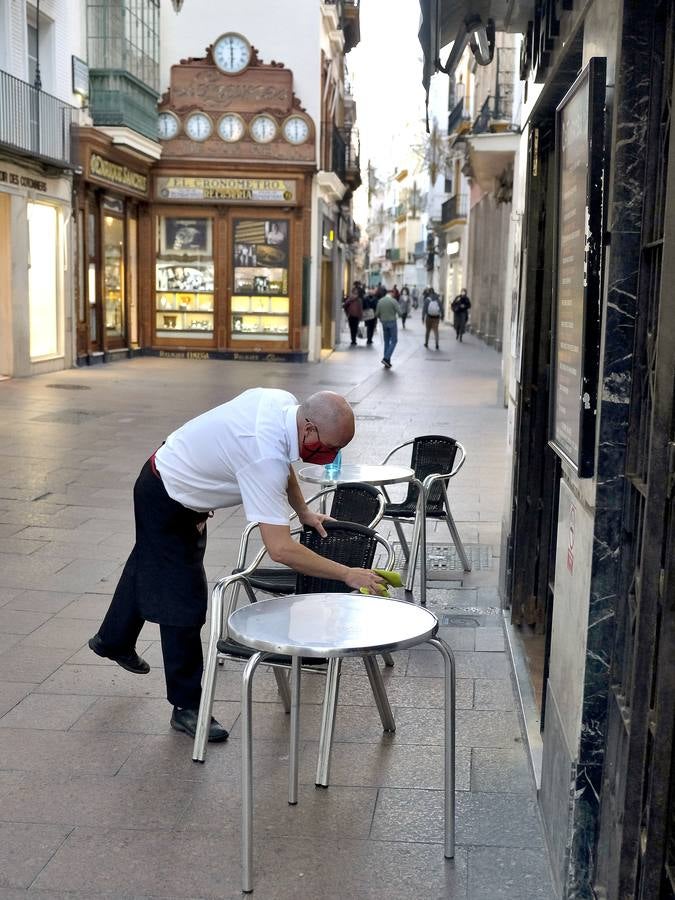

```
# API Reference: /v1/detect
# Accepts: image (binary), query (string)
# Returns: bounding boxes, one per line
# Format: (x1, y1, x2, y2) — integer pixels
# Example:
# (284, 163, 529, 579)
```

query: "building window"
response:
(87, 0, 160, 91)
(28, 202, 60, 359)
(27, 21, 38, 85)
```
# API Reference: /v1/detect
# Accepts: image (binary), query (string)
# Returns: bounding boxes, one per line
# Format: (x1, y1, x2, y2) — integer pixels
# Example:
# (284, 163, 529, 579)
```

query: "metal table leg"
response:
(363, 655, 396, 732)
(289, 655, 301, 805)
(242, 650, 267, 894)
(315, 657, 341, 786)
(426, 636, 456, 858)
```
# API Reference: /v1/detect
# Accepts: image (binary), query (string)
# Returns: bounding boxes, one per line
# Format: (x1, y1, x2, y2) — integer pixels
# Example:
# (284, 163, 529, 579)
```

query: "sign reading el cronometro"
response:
(156, 176, 297, 204)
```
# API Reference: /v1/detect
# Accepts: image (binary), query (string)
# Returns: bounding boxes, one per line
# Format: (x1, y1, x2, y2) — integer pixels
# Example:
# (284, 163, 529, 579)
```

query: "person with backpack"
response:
(342, 287, 363, 346)
(423, 288, 444, 350)
(451, 288, 471, 342)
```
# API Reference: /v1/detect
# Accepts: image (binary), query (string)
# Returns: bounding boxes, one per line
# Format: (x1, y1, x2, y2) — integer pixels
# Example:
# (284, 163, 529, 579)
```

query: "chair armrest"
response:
(374, 533, 395, 571)
(381, 439, 414, 465)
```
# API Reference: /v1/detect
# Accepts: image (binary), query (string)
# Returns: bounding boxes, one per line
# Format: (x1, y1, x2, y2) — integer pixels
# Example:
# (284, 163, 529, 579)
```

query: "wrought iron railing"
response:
(472, 94, 514, 134)
(0, 70, 77, 166)
(448, 97, 468, 134)
(441, 194, 468, 223)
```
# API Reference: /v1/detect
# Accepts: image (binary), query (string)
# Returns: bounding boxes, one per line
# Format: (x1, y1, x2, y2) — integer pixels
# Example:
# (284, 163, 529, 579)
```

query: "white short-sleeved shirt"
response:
(154, 388, 299, 524)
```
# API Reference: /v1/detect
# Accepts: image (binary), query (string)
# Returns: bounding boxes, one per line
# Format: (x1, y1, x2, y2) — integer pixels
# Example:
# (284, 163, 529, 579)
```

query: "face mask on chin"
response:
(300, 438, 339, 465)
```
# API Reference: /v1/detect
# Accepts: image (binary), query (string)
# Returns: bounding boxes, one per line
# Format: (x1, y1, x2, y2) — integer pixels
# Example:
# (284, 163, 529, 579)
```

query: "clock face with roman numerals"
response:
(250, 115, 278, 144)
(283, 116, 310, 145)
(212, 33, 251, 75)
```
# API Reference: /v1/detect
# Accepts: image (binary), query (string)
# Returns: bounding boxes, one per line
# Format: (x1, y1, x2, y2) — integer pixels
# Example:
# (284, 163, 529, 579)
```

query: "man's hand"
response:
(343, 567, 386, 594)
(297, 509, 332, 538)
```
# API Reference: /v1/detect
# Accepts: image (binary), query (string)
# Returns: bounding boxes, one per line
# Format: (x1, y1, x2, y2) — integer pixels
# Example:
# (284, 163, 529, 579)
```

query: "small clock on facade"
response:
(249, 114, 278, 143)
(217, 113, 245, 143)
(184, 111, 213, 142)
(212, 32, 252, 75)
(158, 111, 180, 140)
(282, 115, 310, 145)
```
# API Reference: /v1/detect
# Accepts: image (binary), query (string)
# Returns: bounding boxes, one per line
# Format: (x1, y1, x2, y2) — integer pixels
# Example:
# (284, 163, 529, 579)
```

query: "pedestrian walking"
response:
(423, 288, 443, 350)
(391, 284, 400, 300)
(362, 288, 378, 345)
(88, 389, 385, 743)
(411, 286, 419, 310)
(451, 288, 471, 341)
(343, 287, 363, 346)
(376, 287, 401, 368)
(398, 286, 411, 328)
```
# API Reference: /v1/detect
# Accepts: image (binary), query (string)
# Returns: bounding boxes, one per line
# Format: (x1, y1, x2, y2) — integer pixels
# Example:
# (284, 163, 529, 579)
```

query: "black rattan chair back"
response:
(395, 435, 459, 516)
(329, 482, 382, 527)
(297, 520, 378, 594)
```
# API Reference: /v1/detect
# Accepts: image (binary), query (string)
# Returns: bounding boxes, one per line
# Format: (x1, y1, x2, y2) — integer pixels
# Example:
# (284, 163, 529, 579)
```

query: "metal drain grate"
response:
(47, 384, 91, 390)
(391, 542, 494, 571)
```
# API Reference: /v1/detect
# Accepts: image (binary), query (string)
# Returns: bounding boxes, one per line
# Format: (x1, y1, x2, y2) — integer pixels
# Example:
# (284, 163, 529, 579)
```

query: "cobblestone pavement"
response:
(0, 317, 555, 899)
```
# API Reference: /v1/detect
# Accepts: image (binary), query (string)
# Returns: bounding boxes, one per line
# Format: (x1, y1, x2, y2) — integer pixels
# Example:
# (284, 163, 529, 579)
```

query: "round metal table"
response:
(230, 593, 456, 893)
(298, 462, 414, 488)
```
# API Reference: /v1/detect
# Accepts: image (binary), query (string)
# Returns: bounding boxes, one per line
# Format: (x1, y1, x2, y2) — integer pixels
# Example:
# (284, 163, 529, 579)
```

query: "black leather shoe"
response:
(170, 707, 229, 743)
(88, 634, 150, 674)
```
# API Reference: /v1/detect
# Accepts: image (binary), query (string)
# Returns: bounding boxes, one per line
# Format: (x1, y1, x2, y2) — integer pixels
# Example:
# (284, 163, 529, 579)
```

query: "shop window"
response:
(87, 0, 159, 91)
(103, 213, 125, 341)
(231, 218, 289, 341)
(155, 216, 214, 340)
(27, 201, 59, 359)
(87, 209, 98, 344)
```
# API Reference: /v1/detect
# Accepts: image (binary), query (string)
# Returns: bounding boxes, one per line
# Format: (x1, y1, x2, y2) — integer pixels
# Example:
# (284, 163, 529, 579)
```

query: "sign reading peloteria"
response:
(88, 154, 149, 196)
(155, 176, 297, 204)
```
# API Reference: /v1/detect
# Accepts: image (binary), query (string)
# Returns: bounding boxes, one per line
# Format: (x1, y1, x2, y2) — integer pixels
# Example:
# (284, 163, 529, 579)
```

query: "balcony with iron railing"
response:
(322, 0, 360, 51)
(89, 70, 159, 141)
(332, 125, 361, 190)
(441, 194, 468, 225)
(0, 70, 77, 168)
(472, 94, 515, 134)
(448, 97, 471, 136)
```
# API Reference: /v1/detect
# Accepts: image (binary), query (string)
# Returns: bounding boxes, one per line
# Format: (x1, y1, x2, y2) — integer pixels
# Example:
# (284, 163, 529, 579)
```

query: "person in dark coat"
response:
(88, 390, 384, 742)
(451, 288, 471, 341)
(343, 288, 363, 345)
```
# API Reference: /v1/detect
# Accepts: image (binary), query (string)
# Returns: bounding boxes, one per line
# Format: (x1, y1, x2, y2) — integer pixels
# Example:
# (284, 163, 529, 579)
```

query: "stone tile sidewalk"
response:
(0, 317, 555, 899)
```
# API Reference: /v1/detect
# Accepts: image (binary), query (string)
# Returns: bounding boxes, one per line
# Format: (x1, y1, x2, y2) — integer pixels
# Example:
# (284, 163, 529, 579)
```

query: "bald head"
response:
(297, 391, 355, 448)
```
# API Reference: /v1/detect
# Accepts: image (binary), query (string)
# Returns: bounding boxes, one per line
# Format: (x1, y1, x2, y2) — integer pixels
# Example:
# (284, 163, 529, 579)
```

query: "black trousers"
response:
(97, 460, 209, 710)
(347, 315, 361, 343)
(365, 317, 377, 343)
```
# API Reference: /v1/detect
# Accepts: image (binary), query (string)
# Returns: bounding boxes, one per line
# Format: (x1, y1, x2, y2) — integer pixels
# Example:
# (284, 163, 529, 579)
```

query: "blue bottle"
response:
(323, 449, 342, 479)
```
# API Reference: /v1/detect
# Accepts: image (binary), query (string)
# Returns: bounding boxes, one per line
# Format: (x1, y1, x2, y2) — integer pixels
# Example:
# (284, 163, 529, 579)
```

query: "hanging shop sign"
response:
(155, 176, 297, 204)
(549, 57, 606, 478)
(88, 154, 149, 196)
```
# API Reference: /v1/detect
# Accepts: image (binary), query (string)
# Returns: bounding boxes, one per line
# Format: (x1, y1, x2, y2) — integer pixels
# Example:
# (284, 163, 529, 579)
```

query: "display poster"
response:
(232, 219, 289, 295)
(550, 58, 606, 476)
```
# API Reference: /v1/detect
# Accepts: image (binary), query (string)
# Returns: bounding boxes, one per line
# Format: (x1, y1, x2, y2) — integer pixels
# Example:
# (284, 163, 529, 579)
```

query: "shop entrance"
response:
(321, 259, 334, 349)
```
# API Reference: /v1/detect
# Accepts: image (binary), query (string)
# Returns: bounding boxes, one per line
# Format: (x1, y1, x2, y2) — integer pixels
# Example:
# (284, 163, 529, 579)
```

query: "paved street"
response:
(0, 316, 554, 899)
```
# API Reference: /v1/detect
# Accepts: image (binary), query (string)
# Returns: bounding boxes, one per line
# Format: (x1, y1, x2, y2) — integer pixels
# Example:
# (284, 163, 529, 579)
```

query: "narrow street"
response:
(0, 317, 554, 899)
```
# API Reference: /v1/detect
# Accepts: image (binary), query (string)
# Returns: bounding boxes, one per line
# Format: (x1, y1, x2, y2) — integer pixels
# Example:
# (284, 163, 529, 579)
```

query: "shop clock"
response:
(158, 111, 180, 141)
(217, 113, 245, 143)
(184, 111, 213, 142)
(282, 115, 310, 145)
(212, 32, 251, 75)
(249, 114, 277, 144)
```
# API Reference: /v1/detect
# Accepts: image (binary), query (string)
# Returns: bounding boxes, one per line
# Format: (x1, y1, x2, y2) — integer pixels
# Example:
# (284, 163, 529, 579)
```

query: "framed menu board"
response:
(550, 58, 606, 477)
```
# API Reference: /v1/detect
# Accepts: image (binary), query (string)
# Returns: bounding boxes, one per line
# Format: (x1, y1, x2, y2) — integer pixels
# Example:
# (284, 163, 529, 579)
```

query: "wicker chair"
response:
(230, 482, 385, 598)
(381, 435, 471, 606)
(193, 521, 397, 787)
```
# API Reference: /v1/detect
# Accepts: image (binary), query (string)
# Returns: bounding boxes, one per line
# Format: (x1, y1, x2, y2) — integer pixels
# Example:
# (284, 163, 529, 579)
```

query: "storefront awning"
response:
(419, 0, 533, 127)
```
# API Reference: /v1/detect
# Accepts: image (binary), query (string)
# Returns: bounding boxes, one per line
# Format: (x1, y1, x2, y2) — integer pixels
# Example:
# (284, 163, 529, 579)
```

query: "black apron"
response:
(118, 459, 209, 627)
